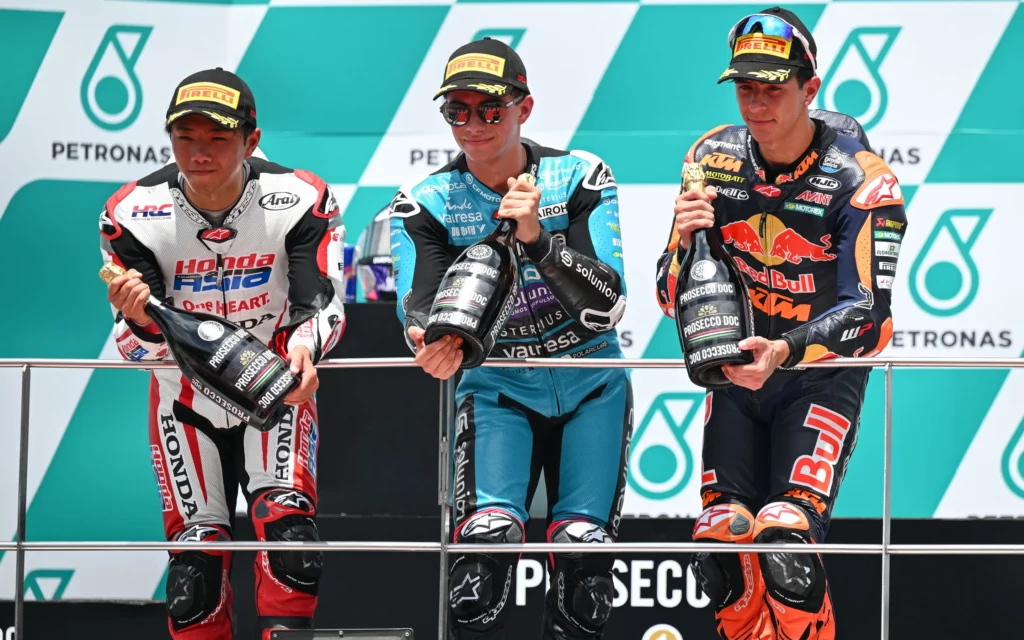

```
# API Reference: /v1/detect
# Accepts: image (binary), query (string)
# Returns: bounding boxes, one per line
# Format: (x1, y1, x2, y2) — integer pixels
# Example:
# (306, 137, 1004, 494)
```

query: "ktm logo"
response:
(793, 151, 819, 180)
(700, 152, 744, 173)
(773, 151, 820, 184)
(750, 287, 811, 321)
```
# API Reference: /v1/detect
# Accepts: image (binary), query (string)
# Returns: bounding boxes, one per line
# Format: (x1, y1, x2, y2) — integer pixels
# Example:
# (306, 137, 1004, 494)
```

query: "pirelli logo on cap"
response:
(176, 82, 241, 109)
(734, 33, 792, 59)
(445, 54, 505, 80)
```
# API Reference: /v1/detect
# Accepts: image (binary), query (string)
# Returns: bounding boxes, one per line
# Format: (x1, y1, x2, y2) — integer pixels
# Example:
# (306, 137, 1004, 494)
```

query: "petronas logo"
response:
(909, 209, 991, 317)
(819, 27, 901, 131)
(81, 25, 153, 131)
(1002, 416, 1024, 499)
(628, 392, 701, 500)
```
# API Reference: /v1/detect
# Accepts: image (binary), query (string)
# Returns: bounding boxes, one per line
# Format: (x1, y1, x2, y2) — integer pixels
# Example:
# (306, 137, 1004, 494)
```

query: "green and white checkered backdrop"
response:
(1, 0, 1022, 601)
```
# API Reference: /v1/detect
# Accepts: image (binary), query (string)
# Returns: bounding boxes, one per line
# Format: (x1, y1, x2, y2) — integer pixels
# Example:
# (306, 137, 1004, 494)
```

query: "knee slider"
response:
(450, 510, 524, 631)
(166, 525, 230, 630)
(548, 520, 615, 632)
(253, 489, 322, 594)
(753, 501, 824, 609)
(690, 502, 755, 609)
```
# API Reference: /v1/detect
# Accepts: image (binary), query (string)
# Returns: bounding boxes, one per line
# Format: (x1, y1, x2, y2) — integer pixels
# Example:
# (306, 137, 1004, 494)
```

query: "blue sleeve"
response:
(388, 187, 450, 351)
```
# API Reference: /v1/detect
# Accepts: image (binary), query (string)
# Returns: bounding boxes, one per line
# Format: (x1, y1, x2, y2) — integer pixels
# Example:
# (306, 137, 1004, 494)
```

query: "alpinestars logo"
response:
(388, 189, 421, 218)
(451, 572, 483, 605)
(271, 490, 313, 512)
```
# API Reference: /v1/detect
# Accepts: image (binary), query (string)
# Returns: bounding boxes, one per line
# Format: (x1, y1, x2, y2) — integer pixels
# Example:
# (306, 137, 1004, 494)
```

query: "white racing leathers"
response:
(99, 158, 345, 636)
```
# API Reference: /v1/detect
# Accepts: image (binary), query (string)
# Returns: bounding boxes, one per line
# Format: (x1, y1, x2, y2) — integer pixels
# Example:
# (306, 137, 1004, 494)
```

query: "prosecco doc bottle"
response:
(99, 262, 299, 430)
(673, 162, 755, 388)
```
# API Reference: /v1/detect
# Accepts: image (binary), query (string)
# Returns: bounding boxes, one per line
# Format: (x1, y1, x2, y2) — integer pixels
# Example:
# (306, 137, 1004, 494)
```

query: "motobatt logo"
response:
(700, 152, 743, 173)
(446, 53, 505, 79)
(721, 215, 835, 266)
(705, 170, 744, 184)
(789, 404, 852, 496)
(131, 203, 172, 218)
(175, 82, 241, 109)
(734, 33, 792, 59)
(173, 253, 275, 292)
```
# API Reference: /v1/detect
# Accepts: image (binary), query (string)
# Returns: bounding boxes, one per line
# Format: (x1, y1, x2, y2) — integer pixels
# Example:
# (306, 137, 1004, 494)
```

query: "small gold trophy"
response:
(681, 162, 707, 195)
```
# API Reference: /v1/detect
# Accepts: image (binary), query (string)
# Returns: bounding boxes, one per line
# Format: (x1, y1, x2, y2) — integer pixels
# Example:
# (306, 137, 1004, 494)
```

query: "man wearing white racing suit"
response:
(101, 68, 345, 639)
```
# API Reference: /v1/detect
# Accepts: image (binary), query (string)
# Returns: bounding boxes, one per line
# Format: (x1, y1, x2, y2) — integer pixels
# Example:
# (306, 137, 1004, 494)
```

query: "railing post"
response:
(881, 363, 893, 640)
(438, 378, 454, 640)
(15, 364, 31, 639)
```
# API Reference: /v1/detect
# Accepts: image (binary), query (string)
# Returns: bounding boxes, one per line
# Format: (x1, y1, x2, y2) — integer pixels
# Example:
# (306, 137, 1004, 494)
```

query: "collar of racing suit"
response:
(453, 139, 540, 195)
(748, 118, 835, 185)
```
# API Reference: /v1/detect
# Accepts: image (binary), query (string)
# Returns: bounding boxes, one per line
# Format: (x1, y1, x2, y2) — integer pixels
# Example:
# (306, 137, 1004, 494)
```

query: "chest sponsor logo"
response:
(808, 176, 841, 190)
(539, 202, 568, 220)
(717, 187, 748, 201)
(721, 215, 835, 266)
(131, 204, 172, 219)
(700, 152, 743, 173)
(173, 253, 275, 292)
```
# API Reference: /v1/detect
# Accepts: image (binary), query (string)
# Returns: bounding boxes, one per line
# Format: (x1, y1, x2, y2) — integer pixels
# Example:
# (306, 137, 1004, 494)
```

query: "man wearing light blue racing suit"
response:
(389, 38, 633, 640)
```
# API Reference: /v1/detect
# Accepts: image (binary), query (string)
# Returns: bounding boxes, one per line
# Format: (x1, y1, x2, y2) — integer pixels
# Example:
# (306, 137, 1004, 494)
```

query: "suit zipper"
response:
(758, 211, 775, 337)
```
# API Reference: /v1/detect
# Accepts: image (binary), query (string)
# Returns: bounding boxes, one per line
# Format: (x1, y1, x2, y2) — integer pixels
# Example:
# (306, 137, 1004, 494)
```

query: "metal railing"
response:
(3, 355, 1024, 640)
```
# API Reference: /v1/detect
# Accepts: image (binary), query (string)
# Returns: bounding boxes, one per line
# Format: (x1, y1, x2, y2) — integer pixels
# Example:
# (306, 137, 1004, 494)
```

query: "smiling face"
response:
(445, 90, 533, 165)
(169, 114, 259, 196)
(734, 75, 820, 147)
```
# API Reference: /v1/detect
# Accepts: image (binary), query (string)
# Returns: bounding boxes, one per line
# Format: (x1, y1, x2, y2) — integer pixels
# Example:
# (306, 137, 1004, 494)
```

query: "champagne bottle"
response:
(99, 263, 299, 430)
(423, 169, 538, 369)
(674, 162, 755, 388)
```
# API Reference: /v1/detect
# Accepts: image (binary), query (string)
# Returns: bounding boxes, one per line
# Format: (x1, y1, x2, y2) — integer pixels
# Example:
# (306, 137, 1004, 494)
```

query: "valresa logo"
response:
(173, 253, 275, 292)
(259, 192, 300, 211)
(131, 203, 172, 219)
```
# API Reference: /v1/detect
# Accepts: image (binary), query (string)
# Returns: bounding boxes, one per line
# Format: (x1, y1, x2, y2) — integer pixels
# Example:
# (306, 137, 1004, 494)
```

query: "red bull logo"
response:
(733, 257, 816, 293)
(720, 215, 836, 266)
